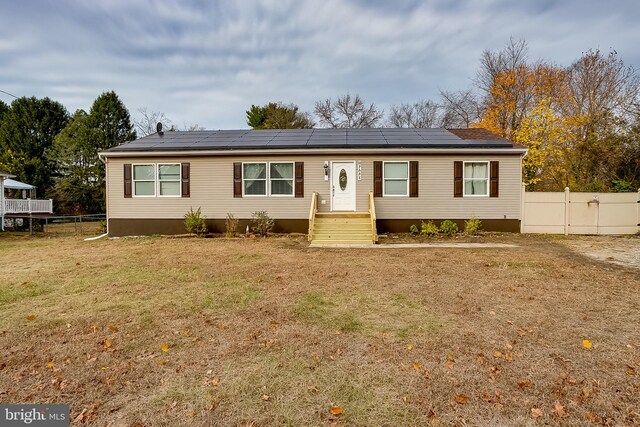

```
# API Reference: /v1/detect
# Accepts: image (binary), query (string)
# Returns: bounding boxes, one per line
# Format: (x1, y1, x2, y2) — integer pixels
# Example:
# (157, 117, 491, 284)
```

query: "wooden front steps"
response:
(309, 212, 376, 245)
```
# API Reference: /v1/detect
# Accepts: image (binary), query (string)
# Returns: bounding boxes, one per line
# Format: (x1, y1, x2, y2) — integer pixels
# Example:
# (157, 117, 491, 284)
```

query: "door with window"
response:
(331, 161, 356, 211)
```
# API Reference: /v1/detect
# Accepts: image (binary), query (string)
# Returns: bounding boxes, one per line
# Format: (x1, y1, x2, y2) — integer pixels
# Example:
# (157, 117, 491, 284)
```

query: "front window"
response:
(464, 162, 489, 196)
(243, 163, 267, 196)
(270, 162, 294, 196)
(158, 164, 181, 196)
(383, 162, 408, 196)
(133, 164, 155, 196)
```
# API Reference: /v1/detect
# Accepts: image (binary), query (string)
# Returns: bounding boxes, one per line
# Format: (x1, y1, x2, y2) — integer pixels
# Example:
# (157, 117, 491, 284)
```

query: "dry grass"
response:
(0, 233, 638, 427)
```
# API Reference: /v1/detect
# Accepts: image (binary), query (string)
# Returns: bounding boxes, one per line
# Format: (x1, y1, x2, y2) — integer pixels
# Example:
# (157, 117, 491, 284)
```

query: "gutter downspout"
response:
(98, 153, 108, 237)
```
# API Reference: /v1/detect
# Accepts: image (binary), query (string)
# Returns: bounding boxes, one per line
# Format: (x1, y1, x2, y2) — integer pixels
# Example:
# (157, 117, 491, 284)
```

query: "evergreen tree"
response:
(246, 102, 313, 129)
(0, 97, 69, 196)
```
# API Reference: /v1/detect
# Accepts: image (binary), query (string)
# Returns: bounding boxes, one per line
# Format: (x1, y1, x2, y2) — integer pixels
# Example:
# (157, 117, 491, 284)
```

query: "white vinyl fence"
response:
(521, 187, 639, 235)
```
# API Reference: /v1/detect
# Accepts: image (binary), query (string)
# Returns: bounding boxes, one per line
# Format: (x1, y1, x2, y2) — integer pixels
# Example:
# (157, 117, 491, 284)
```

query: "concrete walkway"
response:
(309, 243, 518, 248)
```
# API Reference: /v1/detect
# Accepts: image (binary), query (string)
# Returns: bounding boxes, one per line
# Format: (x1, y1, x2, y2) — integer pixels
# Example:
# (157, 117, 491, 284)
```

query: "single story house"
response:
(99, 128, 527, 243)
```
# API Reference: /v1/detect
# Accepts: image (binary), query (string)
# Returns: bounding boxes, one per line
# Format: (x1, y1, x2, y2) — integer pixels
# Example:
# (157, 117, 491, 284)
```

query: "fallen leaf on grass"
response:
(261, 394, 270, 401)
(25, 315, 36, 321)
(585, 411, 602, 424)
(446, 361, 454, 369)
(453, 394, 468, 404)
(582, 339, 592, 349)
(406, 343, 413, 350)
(626, 366, 635, 375)
(73, 409, 88, 423)
(413, 361, 421, 372)
(330, 405, 342, 415)
(161, 343, 169, 352)
(427, 410, 440, 425)
(104, 339, 111, 348)
(531, 407, 543, 418)
(157, 359, 167, 366)
(494, 351, 503, 358)
(554, 401, 568, 418)
(92, 324, 97, 333)
(210, 377, 220, 386)
(517, 380, 531, 389)
(46, 361, 54, 369)
(108, 325, 119, 332)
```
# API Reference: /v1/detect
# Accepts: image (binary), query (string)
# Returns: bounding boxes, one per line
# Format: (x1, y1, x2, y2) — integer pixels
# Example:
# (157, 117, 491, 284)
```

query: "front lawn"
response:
(0, 234, 638, 426)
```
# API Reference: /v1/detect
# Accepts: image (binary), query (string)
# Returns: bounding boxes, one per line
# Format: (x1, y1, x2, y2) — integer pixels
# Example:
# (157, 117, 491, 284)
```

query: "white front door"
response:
(331, 161, 356, 211)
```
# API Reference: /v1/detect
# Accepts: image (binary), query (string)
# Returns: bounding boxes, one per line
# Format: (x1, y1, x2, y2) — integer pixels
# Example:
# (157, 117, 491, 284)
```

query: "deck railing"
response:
(308, 192, 318, 241)
(368, 191, 378, 243)
(3, 198, 53, 214)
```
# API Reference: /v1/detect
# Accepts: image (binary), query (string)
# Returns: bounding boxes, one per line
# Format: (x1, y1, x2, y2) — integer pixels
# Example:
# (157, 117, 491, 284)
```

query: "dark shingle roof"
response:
(106, 128, 518, 153)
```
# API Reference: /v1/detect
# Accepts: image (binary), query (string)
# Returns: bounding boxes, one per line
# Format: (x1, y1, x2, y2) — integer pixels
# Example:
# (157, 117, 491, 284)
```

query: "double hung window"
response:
(383, 162, 409, 196)
(463, 162, 489, 196)
(132, 164, 181, 197)
(243, 162, 294, 196)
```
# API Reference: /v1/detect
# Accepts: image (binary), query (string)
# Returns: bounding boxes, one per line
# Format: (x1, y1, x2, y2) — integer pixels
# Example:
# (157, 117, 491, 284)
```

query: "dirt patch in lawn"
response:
(555, 235, 640, 270)
(0, 233, 638, 426)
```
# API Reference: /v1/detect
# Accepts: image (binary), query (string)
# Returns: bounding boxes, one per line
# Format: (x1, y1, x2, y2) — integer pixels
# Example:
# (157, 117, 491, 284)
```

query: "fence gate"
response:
(522, 187, 640, 235)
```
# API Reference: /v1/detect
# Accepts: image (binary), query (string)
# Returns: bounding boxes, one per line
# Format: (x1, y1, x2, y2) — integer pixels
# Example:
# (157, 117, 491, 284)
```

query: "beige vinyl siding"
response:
(375, 155, 522, 219)
(106, 154, 522, 220)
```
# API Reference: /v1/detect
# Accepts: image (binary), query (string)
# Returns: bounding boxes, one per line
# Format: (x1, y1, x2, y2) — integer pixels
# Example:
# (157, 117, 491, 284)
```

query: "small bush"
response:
(184, 207, 208, 237)
(409, 224, 419, 235)
(420, 220, 439, 237)
(464, 217, 482, 235)
(251, 211, 274, 237)
(225, 213, 239, 237)
(439, 220, 459, 236)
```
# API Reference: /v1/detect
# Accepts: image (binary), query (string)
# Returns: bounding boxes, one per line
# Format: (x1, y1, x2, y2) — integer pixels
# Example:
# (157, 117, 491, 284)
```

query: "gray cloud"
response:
(0, 0, 638, 129)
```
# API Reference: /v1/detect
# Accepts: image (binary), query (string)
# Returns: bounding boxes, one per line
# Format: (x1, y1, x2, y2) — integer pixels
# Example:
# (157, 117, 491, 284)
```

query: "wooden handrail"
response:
(368, 191, 378, 243)
(308, 192, 318, 241)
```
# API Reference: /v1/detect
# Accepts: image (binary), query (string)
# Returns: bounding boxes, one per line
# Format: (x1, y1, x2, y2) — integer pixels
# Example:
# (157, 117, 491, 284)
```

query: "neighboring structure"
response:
(0, 172, 53, 231)
(99, 128, 527, 242)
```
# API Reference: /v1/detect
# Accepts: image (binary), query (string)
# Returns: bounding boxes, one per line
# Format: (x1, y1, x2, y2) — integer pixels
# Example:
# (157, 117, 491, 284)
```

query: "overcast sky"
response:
(1, 0, 638, 130)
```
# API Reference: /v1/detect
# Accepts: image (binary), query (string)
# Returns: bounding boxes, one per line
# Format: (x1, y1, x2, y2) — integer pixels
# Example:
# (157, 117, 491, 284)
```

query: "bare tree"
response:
(314, 93, 384, 128)
(182, 123, 206, 131)
(439, 90, 483, 128)
(563, 49, 640, 126)
(475, 37, 529, 94)
(134, 108, 173, 136)
(387, 100, 440, 128)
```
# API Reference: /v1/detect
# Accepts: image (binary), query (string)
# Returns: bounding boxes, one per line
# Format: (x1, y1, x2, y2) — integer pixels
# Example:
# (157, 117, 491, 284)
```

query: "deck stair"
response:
(310, 212, 375, 245)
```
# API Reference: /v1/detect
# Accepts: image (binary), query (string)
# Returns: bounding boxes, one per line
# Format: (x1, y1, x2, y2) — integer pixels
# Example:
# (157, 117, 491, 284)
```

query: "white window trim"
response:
(382, 161, 409, 197)
(269, 161, 295, 198)
(242, 162, 267, 197)
(242, 161, 295, 197)
(132, 163, 156, 198)
(463, 161, 490, 197)
(157, 163, 182, 198)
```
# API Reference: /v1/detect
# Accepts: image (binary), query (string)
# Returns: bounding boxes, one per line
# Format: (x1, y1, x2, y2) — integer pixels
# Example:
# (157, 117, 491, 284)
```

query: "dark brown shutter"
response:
(453, 161, 463, 198)
(233, 162, 242, 198)
(181, 163, 190, 198)
(124, 164, 132, 198)
(490, 161, 499, 197)
(409, 161, 418, 197)
(294, 162, 304, 198)
(373, 161, 382, 197)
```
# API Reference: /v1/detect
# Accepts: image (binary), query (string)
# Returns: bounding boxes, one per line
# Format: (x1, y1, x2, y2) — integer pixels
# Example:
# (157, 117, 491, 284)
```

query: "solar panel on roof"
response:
(106, 128, 516, 152)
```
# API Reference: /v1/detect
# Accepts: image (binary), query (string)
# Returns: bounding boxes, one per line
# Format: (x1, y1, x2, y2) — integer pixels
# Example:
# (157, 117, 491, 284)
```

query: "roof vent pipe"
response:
(156, 122, 164, 137)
